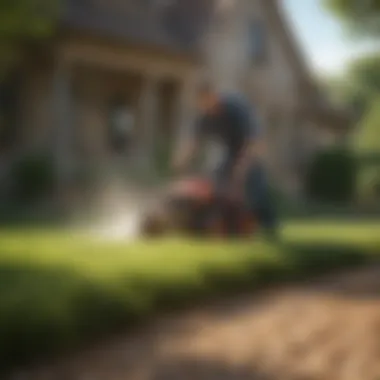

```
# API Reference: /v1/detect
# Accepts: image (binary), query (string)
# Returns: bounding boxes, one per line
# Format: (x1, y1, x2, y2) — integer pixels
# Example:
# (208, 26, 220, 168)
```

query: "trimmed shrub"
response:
(305, 147, 357, 203)
(10, 153, 56, 202)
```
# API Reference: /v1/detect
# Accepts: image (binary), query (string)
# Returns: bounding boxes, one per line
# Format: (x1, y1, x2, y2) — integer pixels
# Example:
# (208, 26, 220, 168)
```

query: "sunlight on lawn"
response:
(0, 220, 379, 276)
(1, 220, 380, 256)
(283, 221, 380, 246)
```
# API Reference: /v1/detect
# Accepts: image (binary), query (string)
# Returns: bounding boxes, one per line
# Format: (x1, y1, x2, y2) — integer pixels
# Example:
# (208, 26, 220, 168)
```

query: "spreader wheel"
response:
(240, 215, 257, 237)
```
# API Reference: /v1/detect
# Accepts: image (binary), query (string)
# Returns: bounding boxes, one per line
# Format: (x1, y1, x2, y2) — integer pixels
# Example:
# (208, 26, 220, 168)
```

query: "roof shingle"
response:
(61, 0, 214, 56)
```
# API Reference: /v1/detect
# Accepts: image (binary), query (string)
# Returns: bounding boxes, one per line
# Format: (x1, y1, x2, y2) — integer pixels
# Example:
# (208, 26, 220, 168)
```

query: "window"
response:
(0, 78, 20, 152)
(249, 19, 268, 65)
(108, 96, 135, 155)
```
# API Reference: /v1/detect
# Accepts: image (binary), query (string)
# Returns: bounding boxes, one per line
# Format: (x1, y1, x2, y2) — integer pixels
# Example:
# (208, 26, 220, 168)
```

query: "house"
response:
(0, 0, 350, 195)
(203, 0, 350, 193)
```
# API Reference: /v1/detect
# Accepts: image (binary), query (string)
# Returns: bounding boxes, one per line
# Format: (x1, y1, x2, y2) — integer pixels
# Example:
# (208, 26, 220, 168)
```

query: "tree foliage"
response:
(324, 0, 380, 38)
(321, 75, 363, 113)
(352, 95, 380, 200)
(347, 52, 380, 117)
(353, 94, 380, 154)
(349, 52, 380, 97)
(322, 52, 380, 119)
(0, 0, 58, 74)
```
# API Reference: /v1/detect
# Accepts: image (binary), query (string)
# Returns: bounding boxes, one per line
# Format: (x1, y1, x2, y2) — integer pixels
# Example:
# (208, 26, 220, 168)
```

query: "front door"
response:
(108, 96, 135, 158)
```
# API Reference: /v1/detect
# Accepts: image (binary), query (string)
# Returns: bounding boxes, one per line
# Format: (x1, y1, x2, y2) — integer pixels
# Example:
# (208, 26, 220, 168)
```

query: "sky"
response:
(283, 0, 379, 76)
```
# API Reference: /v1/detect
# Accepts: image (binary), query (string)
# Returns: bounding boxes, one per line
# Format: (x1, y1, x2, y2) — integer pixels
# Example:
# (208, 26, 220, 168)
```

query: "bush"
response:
(352, 95, 380, 202)
(305, 147, 357, 203)
(10, 153, 56, 202)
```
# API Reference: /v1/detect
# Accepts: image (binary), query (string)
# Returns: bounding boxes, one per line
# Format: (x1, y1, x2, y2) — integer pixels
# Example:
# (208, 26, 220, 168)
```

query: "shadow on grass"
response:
(0, 240, 378, 374)
(282, 242, 370, 276)
(0, 200, 67, 229)
(147, 357, 274, 380)
(0, 262, 150, 371)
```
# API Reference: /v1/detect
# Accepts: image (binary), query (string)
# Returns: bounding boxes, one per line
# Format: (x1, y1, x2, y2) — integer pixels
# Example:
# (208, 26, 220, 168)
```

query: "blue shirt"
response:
(195, 94, 260, 166)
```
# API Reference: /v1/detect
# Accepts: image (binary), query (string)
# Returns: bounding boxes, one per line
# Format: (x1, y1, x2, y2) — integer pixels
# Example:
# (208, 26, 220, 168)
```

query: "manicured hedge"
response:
(9, 153, 55, 202)
(305, 148, 357, 203)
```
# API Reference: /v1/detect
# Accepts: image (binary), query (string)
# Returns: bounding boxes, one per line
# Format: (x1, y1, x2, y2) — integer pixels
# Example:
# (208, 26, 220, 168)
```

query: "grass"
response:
(283, 219, 380, 246)
(1, 220, 380, 371)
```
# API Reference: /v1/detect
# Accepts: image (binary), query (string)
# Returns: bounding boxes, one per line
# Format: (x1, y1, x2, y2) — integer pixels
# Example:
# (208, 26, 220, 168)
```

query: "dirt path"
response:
(9, 265, 380, 380)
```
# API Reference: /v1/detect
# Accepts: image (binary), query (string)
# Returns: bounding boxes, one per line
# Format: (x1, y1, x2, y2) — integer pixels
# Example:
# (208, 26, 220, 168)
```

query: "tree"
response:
(0, 0, 58, 75)
(321, 52, 380, 119)
(353, 95, 380, 153)
(324, 0, 380, 39)
(351, 95, 380, 200)
(349, 52, 380, 97)
(346, 52, 380, 117)
(324, 0, 380, 200)
(320, 75, 362, 109)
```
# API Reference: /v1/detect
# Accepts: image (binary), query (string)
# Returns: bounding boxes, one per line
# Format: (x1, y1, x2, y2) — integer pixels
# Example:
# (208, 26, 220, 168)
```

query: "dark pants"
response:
(213, 160, 278, 234)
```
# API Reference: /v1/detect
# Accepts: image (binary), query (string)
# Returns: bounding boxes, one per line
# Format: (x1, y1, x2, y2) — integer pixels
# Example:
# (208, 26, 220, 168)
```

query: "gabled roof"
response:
(60, 0, 351, 128)
(61, 0, 214, 57)
(265, 0, 352, 128)
(265, 1, 314, 91)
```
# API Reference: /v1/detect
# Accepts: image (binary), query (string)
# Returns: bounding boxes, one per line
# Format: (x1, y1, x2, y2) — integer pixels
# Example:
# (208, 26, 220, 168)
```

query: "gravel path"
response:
(9, 265, 380, 380)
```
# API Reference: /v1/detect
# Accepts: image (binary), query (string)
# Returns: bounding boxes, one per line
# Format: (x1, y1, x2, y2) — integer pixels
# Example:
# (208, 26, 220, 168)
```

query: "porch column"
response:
(174, 77, 197, 154)
(52, 62, 74, 184)
(139, 75, 159, 172)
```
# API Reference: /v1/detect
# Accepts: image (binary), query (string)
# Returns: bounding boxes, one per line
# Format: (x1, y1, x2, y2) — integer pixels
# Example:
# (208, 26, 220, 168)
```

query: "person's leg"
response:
(244, 164, 279, 238)
(210, 160, 233, 234)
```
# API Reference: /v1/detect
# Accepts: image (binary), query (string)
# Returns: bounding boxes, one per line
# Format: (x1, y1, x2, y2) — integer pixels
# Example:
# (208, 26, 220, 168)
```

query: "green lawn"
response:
(284, 220, 380, 246)
(0, 220, 380, 370)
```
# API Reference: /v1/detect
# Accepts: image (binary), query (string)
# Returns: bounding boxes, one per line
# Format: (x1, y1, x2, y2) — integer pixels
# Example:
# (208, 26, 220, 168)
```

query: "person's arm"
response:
(234, 139, 264, 181)
(172, 116, 204, 172)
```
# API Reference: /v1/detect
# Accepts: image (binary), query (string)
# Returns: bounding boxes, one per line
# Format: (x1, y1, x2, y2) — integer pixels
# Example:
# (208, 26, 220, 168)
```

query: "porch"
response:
(50, 37, 199, 182)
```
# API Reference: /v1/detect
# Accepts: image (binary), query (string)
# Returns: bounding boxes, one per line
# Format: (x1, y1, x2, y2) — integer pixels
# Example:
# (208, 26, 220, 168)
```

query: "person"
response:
(173, 82, 278, 238)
